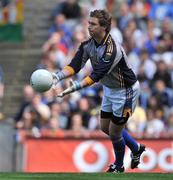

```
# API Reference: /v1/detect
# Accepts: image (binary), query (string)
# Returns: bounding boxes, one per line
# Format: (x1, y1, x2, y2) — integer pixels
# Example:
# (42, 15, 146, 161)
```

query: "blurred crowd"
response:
(14, 0, 173, 138)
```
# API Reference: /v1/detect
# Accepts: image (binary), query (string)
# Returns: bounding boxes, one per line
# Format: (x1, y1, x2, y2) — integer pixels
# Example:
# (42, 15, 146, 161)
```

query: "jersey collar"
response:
(93, 33, 110, 47)
(102, 33, 110, 45)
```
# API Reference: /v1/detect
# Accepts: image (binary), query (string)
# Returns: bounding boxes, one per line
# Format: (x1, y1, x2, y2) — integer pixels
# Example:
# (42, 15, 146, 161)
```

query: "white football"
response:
(30, 69, 53, 92)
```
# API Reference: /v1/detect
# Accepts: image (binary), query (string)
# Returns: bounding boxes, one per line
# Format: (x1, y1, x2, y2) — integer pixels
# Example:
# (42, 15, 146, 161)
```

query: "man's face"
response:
(88, 17, 104, 37)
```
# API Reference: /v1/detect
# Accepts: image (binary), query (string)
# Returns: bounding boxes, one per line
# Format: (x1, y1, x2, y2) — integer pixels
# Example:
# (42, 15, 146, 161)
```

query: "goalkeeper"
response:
(53, 9, 145, 173)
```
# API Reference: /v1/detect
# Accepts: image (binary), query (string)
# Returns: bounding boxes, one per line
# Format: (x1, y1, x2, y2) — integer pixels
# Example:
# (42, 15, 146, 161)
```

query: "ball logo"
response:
(73, 141, 108, 172)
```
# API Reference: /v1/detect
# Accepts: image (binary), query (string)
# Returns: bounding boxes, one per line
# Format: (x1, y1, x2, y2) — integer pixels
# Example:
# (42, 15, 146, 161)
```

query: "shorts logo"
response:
(123, 108, 132, 118)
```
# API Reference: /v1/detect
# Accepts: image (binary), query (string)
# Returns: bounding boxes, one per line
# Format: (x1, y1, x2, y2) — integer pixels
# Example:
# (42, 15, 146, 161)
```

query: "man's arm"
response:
(53, 41, 88, 84)
(53, 65, 75, 82)
(57, 76, 94, 97)
(56, 54, 113, 97)
(57, 37, 117, 97)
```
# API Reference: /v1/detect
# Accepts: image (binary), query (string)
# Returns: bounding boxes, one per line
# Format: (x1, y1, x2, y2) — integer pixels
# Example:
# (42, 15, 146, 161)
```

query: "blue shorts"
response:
(101, 81, 140, 118)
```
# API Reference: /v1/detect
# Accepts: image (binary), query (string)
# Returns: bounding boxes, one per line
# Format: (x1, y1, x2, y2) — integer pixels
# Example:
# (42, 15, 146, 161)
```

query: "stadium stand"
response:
(12, 0, 173, 138)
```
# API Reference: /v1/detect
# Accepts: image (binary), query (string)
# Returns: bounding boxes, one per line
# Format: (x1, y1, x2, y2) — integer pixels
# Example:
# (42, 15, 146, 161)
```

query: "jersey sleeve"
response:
(68, 41, 89, 74)
(89, 40, 117, 82)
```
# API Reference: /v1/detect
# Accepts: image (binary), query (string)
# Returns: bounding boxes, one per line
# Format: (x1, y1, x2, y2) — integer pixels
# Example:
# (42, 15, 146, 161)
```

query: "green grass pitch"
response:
(0, 173, 172, 180)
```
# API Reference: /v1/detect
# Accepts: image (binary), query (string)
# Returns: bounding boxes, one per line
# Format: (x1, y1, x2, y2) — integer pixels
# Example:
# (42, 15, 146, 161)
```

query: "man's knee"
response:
(109, 115, 126, 139)
(111, 114, 128, 125)
(100, 110, 112, 135)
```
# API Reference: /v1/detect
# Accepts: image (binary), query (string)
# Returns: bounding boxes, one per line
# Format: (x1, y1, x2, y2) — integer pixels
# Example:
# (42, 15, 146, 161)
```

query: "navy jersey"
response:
(68, 33, 137, 88)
